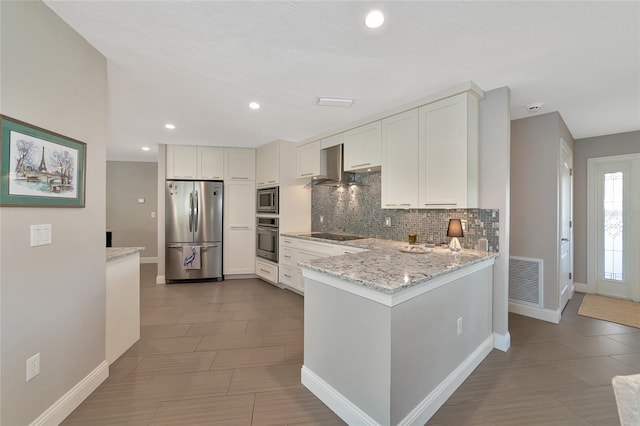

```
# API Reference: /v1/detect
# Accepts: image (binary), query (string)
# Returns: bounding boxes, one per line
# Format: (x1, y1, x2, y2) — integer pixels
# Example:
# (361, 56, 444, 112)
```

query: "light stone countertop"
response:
(281, 233, 498, 294)
(106, 247, 145, 262)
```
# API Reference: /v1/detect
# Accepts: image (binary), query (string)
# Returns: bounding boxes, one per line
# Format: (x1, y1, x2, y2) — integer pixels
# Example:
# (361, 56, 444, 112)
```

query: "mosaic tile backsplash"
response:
(311, 171, 500, 252)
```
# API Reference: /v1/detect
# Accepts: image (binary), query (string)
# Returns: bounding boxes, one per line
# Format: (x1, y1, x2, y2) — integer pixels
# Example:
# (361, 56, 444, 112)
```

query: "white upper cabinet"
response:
(224, 148, 255, 181)
(296, 140, 326, 179)
(166, 145, 197, 179)
(418, 92, 479, 208)
(381, 109, 420, 209)
(197, 147, 224, 180)
(343, 121, 382, 172)
(166, 145, 224, 180)
(256, 142, 279, 187)
(320, 133, 344, 149)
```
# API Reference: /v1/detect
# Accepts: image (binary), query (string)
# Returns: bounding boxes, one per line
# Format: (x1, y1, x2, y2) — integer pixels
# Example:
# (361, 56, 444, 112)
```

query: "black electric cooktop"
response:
(301, 233, 366, 242)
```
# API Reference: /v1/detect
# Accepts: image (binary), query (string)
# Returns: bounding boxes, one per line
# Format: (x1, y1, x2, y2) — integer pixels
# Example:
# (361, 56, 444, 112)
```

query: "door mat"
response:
(579, 294, 640, 329)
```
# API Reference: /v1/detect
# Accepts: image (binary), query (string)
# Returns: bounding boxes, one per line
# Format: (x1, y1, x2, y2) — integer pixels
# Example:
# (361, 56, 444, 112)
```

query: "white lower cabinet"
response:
(256, 258, 278, 284)
(279, 236, 367, 294)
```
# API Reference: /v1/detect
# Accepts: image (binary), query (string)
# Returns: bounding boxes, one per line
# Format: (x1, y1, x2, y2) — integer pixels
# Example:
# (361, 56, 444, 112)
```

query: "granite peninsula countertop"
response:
(281, 233, 497, 294)
(106, 247, 144, 262)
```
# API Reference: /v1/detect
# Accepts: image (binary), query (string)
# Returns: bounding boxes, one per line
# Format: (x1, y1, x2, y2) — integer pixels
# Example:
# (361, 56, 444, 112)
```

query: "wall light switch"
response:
(151, 212, 156, 218)
(384, 217, 391, 227)
(138, 198, 145, 204)
(30, 224, 52, 247)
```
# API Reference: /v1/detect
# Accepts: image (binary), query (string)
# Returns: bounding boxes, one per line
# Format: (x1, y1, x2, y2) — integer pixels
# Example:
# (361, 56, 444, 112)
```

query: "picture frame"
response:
(0, 115, 86, 207)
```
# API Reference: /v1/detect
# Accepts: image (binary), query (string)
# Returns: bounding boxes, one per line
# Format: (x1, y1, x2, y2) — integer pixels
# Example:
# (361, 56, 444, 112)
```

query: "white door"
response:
(559, 140, 573, 311)
(589, 155, 640, 301)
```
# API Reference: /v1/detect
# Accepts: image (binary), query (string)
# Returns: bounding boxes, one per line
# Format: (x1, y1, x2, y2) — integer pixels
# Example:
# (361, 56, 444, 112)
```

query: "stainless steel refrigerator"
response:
(165, 180, 223, 281)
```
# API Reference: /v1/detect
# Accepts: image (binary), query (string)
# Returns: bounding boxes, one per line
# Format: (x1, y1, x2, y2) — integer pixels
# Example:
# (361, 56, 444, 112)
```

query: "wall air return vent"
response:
(509, 256, 543, 307)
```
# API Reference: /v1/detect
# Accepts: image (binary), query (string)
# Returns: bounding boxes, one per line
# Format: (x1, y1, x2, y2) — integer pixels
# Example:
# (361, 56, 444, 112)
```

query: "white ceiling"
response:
(44, 1, 639, 162)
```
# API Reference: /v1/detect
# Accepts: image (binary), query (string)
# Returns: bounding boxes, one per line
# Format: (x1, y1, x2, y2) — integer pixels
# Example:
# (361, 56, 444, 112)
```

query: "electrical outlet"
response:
(384, 217, 391, 227)
(320, 215, 324, 224)
(26, 353, 40, 382)
(457, 317, 463, 336)
(461, 220, 468, 231)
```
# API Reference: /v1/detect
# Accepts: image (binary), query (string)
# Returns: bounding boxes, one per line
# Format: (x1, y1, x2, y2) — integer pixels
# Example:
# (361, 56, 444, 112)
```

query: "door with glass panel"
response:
(592, 157, 640, 301)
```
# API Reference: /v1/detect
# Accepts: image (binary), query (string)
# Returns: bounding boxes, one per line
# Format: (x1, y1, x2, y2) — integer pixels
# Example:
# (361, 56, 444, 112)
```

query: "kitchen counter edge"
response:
(107, 247, 145, 262)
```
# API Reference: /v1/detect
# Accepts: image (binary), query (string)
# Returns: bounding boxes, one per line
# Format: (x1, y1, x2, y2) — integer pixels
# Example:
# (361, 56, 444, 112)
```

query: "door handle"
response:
(194, 190, 199, 233)
(189, 192, 194, 232)
(561, 238, 570, 242)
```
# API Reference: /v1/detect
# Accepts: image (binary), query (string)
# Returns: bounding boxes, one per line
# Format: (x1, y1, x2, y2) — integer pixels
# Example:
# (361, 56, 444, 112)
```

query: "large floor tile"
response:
(251, 386, 344, 426)
(211, 345, 285, 370)
(135, 370, 234, 402)
(133, 351, 217, 376)
(149, 394, 255, 426)
(227, 363, 302, 395)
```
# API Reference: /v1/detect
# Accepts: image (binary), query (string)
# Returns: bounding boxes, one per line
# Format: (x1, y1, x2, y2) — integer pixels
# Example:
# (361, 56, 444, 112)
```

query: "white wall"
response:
(0, 2, 107, 424)
(573, 131, 640, 284)
(478, 87, 511, 349)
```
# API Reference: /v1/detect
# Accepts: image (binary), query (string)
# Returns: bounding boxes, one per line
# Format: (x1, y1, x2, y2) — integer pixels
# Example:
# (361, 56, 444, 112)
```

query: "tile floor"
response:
(62, 264, 638, 425)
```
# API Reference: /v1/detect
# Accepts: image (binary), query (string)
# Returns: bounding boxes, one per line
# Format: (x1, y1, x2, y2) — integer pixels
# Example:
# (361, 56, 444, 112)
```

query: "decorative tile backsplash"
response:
(311, 171, 500, 251)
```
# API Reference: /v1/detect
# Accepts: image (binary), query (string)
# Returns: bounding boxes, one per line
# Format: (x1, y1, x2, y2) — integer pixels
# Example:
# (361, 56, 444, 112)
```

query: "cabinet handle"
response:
(284, 274, 292, 278)
(231, 177, 249, 180)
(284, 255, 292, 259)
(385, 203, 411, 207)
(230, 226, 250, 230)
(268, 180, 276, 183)
(424, 203, 458, 206)
(259, 268, 271, 275)
(561, 238, 570, 242)
(283, 240, 292, 244)
(351, 162, 371, 168)
(300, 172, 314, 176)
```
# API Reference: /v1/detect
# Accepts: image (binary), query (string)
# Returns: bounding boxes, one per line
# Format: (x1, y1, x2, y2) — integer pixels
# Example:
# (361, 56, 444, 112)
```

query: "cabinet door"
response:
(381, 109, 419, 209)
(224, 228, 255, 274)
(296, 140, 325, 179)
(166, 145, 197, 179)
(197, 147, 224, 180)
(224, 148, 256, 181)
(343, 121, 382, 172)
(419, 93, 473, 208)
(224, 181, 255, 227)
(223, 181, 256, 275)
(256, 143, 279, 187)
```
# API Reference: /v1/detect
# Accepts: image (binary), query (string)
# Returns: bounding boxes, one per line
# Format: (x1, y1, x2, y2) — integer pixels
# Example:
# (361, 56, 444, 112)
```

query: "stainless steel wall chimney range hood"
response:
(313, 145, 359, 186)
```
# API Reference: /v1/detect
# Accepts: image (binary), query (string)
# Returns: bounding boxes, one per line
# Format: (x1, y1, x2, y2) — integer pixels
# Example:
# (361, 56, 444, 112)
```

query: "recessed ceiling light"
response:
(141, 146, 150, 151)
(165, 123, 175, 130)
(249, 102, 260, 110)
(317, 97, 354, 107)
(526, 103, 543, 113)
(365, 10, 384, 29)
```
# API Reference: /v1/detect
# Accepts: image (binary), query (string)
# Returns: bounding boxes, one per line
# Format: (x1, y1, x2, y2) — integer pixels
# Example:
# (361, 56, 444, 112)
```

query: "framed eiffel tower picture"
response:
(0, 115, 86, 207)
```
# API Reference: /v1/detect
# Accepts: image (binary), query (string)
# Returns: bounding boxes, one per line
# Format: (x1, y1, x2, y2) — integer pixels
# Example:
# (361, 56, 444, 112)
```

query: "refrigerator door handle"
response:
(189, 191, 194, 232)
(194, 190, 199, 233)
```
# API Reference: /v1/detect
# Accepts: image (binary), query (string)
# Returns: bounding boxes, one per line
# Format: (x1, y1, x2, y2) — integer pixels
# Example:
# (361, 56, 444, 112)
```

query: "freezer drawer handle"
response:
(167, 244, 220, 249)
(259, 268, 271, 275)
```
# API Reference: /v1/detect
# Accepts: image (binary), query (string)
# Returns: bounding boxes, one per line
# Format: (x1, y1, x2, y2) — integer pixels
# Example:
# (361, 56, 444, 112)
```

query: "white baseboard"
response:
(509, 301, 561, 324)
(398, 335, 493, 425)
(301, 335, 493, 426)
(140, 257, 157, 264)
(574, 282, 588, 293)
(224, 274, 259, 280)
(30, 360, 108, 426)
(493, 331, 511, 352)
(156, 275, 166, 285)
(301, 367, 381, 425)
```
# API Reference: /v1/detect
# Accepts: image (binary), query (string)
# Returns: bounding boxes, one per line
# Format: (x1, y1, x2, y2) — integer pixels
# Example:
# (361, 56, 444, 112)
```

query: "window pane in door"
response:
(603, 172, 624, 281)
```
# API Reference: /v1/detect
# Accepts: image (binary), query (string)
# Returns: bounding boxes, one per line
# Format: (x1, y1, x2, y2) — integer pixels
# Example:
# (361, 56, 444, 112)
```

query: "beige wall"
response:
(510, 112, 575, 311)
(573, 131, 640, 284)
(478, 87, 511, 346)
(107, 161, 158, 258)
(0, 2, 107, 424)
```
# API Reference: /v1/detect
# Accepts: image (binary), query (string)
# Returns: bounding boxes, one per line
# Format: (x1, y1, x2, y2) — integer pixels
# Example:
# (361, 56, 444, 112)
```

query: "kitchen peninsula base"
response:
(301, 259, 494, 426)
